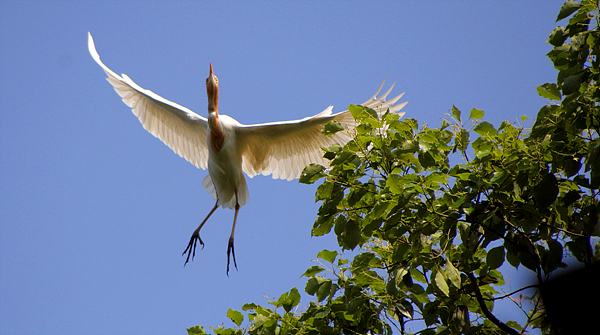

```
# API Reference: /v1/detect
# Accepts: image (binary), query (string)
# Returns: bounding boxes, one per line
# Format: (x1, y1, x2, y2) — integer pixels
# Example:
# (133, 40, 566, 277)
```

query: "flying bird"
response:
(87, 32, 407, 274)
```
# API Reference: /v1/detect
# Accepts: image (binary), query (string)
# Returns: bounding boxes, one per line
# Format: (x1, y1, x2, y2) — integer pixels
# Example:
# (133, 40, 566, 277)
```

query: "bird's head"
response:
(206, 63, 219, 112)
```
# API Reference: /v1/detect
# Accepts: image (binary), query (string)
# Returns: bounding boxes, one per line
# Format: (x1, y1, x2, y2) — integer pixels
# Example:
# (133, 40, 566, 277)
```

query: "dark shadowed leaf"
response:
(587, 139, 600, 188)
(556, 1, 581, 22)
(312, 215, 334, 237)
(418, 151, 436, 168)
(342, 219, 361, 250)
(305, 276, 326, 295)
(284, 287, 301, 312)
(487, 246, 505, 269)
(561, 72, 585, 95)
(316, 280, 332, 302)
(547, 27, 567, 46)
(534, 173, 559, 207)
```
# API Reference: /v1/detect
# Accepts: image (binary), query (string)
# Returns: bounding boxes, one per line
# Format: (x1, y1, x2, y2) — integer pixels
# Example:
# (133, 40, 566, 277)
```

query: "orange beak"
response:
(206, 63, 219, 112)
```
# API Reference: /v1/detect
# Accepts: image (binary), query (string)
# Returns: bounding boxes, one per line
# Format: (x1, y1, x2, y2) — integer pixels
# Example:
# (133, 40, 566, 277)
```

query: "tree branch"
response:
(467, 272, 520, 335)
(481, 284, 539, 301)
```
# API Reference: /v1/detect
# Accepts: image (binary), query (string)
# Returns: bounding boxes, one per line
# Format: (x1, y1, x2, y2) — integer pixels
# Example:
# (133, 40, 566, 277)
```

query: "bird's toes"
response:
(182, 232, 205, 265)
(226, 238, 238, 275)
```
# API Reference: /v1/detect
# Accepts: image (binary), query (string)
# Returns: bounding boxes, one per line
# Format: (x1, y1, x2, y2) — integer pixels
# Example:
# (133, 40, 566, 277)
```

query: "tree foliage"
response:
(190, 1, 599, 334)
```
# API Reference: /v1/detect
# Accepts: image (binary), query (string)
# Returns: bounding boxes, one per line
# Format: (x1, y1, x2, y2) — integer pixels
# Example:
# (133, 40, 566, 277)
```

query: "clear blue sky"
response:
(1, 1, 564, 334)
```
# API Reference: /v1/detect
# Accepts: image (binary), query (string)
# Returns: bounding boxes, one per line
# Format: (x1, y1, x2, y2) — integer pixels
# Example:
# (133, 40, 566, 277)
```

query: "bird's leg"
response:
(183, 201, 219, 266)
(226, 201, 240, 276)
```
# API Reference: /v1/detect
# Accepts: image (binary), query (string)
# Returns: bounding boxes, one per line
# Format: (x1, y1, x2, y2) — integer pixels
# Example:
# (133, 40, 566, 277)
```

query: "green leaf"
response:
(537, 83, 561, 100)
(331, 151, 355, 166)
(322, 120, 344, 136)
(435, 271, 450, 297)
(302, 265, 326, 277)
(341, 219, 361, 250)
(506, 321, 524, 332)
(445, 260, 461, 288)
(227, 309, 244, 327)
(305, 276, 326, 295)
(284, 287, 301, 312)
(412, 269, 427, 283)
(547, 26, 567, 46)
(187, 326, 208, 335)
(457, 129, 470, 153)
(387, 174, 417, 194)
(312, 215, 334, 237)
(252, 314, 268, 328)
(323, 144, 342, 160)
(452, 105, 462, 123)
(349, 104, 378, 124)
(315, 182, 333, 201)
(316, 280, 332, 302)
(469, 108, 485, 120)
(300, 164, 326, 184)
(473, 121, 497, 138)
(352, 252, 377, 272)
(556, 1, 581, 22)
(318, 249, 338, 263)
(487, 246, 505, 269)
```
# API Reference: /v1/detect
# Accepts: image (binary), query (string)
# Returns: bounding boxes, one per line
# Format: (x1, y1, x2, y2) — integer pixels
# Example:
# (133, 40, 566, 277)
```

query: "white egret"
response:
(88, 33, 407, 274)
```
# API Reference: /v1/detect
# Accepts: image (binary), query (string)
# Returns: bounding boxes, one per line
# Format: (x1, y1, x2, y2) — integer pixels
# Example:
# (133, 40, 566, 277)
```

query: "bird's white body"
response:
(204, 113, 249, 209)
(87, 32, 407, 273)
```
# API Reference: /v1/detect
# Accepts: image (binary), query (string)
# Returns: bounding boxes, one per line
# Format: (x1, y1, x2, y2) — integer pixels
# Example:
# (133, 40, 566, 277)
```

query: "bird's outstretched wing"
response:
(88, 33, 210, 170)
(236, 83, 407, 181)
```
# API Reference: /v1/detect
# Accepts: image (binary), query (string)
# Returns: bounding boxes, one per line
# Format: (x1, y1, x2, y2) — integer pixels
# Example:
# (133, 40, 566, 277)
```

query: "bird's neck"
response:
(208, 111, 225, 152)
(207, 86, 219, 112)
(208, 111, 220, 130)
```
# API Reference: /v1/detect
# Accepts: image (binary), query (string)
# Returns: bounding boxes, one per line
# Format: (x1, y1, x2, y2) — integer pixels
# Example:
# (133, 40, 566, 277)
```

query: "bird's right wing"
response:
(236, 82, 407, 181)
(88, 33, 210, 170)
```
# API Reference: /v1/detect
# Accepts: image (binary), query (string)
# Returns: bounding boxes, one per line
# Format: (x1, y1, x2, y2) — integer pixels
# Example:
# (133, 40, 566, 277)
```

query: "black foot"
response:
(182, 231, 204, 266)
(226, 238, 238, 276)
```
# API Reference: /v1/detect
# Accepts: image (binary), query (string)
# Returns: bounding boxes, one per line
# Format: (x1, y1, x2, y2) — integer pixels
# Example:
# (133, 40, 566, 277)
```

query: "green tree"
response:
(189, 1, 599, 334)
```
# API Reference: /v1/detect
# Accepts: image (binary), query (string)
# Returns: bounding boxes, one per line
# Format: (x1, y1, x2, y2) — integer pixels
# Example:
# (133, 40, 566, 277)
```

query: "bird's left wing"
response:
(236, 83, 407, 181)
(88, 33, 210, 170)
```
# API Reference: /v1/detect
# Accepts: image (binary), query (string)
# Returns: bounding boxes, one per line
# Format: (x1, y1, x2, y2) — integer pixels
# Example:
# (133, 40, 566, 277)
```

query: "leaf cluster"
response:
(189, 2, 599, 334)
